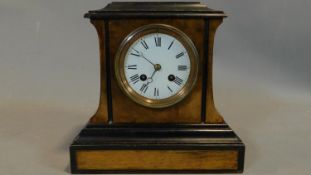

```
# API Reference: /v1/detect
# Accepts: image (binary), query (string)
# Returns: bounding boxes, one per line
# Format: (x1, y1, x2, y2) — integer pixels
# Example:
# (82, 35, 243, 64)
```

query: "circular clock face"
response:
(115, 24, 199, 108)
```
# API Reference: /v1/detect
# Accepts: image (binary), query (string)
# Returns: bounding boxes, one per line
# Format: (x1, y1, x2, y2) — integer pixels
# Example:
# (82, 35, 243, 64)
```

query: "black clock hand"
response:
(139, 52, 155, 66)
(146, 69, 156, 85)
(150, 69, 157, 79)
(146, 64, 161, 85)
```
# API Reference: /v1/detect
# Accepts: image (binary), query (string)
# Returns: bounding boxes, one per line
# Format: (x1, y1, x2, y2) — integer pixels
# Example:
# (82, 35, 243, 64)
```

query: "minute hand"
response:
(139, 52, 155, 66)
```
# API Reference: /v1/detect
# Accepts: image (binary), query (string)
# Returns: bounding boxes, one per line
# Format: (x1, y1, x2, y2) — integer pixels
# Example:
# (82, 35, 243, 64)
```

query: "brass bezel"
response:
(115, 24, 199, 108)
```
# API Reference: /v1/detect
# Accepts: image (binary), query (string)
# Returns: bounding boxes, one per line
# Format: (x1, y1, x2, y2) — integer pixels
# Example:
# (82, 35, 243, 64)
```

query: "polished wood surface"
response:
(109, 19, 204, 123)
(70, 123, 245, 173)
(89, 18, 225, 124)
(206, 19, 225, 123)
(88, 20, 109, 124)
(76, 150, 238, 170)
(85, 2, 226, 19)
(70, 2, 245, 174)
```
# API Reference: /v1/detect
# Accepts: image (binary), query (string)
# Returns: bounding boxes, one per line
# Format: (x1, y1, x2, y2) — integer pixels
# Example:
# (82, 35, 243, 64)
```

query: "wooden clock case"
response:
(70, 2, 245, 174)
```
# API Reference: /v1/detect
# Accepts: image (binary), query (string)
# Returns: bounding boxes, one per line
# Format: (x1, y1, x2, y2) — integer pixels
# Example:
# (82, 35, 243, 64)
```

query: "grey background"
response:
(0, 0, 310, 174)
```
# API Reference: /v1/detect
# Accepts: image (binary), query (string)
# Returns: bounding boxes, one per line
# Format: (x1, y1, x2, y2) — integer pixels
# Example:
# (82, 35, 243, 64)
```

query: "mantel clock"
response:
(70, 2, 245, 174)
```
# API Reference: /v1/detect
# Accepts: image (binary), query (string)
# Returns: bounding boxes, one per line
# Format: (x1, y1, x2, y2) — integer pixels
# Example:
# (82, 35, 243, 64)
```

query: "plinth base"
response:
(70, 123, 244, 174)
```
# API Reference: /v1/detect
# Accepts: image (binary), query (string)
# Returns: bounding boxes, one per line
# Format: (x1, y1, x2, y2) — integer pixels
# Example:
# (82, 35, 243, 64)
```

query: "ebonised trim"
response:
(201, 19, 209, 123)
(70, 122, 245, 173)
(104, 21, 113, 123)
(86, 123, 230, 129)
(84, 2, 226, 19)
(69, 146, 77, 173)
(85, 14, 226, 20)
(237, 143, 245, 172)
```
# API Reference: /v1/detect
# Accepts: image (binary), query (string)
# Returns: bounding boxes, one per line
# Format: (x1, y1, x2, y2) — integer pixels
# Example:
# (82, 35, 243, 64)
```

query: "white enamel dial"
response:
(124, 33, 191, 100)
(115, 24, 199, 108)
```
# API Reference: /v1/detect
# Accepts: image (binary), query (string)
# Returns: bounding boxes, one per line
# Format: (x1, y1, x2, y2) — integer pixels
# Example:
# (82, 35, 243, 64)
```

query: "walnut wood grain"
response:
(88, 20, 108, 124)
(108, 19, 204, 123)
(70, 3, 245, 174)
(76, 150, 238, 170)
(206, 19, 225, 123)
(88, 19, 225, 124)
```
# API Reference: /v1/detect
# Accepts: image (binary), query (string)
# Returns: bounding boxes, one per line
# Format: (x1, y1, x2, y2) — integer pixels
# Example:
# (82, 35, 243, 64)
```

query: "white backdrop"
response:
(0, 0, 310, 174)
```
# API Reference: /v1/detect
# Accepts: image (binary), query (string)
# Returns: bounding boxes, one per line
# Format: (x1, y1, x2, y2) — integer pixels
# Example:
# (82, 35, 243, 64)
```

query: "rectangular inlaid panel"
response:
(76, 150, 238, 170)
(108, 19, 204, 123)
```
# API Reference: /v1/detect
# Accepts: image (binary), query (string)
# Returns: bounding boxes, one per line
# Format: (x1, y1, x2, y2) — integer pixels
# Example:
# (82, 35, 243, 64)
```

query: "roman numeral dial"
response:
(127, 65, 137, 70)
(124, 32, 192, 100)
(154, 36, 161, 47)
(176, 52, 184, 59)
(141, 40, 149, 50)
(173, 76, 183, 86)
(130, 74, 140, 84)
(178, 65, 187, 71)
(117, 24, 198, 108)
